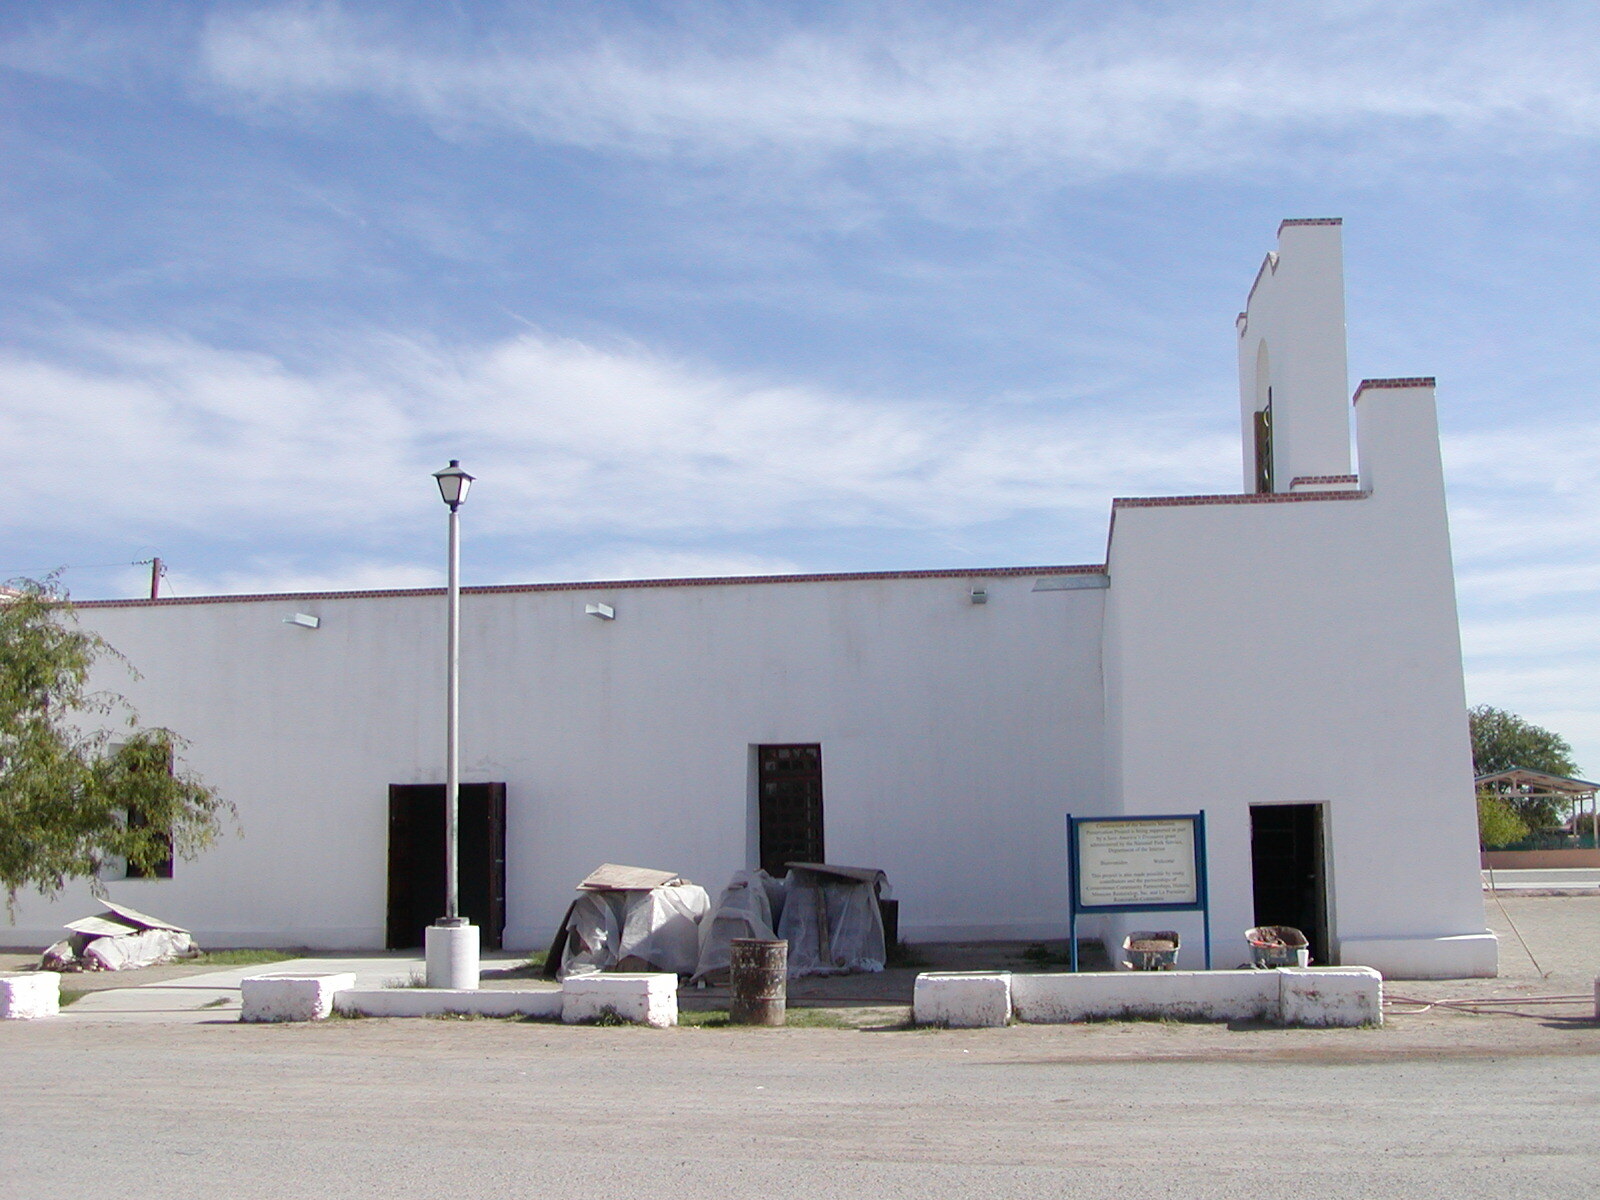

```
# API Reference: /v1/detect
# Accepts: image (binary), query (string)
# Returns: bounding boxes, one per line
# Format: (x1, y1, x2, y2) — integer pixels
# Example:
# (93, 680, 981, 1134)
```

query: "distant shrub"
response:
(1478, 790, 1529, 849)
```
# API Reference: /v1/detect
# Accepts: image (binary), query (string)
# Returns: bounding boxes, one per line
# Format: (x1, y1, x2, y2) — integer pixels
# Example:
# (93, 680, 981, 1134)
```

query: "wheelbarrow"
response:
(1246, 925, 1311, 968)
(1122, 930, 1180, 971)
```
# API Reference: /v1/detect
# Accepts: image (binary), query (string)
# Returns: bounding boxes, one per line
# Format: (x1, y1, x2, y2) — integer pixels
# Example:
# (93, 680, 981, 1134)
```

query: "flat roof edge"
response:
(76, 563, 1109, 609)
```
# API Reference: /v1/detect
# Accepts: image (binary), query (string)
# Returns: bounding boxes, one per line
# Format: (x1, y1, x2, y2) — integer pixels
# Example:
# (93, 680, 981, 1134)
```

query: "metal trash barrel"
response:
(729, 938, 788, 1026)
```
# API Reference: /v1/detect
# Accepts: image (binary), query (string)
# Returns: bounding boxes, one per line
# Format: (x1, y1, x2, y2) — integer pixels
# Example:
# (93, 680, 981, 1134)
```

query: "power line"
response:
(1, 558, 159, 575)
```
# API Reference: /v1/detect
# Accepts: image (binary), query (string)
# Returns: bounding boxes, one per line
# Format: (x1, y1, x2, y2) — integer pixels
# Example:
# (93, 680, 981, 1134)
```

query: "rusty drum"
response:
(729, 938, 788, 1026)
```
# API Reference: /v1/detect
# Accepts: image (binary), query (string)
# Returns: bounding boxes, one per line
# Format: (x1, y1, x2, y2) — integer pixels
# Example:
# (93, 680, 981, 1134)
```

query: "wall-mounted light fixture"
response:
(969, 587, 988, 605)
(283, 613, 321, 629)
(585, 602, 615, 620)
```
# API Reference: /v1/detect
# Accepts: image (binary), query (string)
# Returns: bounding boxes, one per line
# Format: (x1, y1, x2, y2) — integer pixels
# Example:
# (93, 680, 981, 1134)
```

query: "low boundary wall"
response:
(914, 968, 1382, 1028)
(1482, 848, 1600, 870)
(241, 972, 671, 1025)
(334, 988, 563, 1020)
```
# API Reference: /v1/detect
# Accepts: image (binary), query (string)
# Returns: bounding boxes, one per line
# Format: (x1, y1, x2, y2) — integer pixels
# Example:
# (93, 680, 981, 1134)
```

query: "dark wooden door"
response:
(386, 782, 506, 950)
(758, 744, 825, 876)
(1249, 802, 1328, 964)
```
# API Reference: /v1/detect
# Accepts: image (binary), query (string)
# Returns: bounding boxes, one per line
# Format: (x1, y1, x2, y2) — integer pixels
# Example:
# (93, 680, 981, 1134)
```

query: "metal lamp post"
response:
(425, 459, 479, 989)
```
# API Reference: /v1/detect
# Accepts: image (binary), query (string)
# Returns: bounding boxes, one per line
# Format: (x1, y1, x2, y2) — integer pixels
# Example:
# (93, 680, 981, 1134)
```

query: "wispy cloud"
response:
(0, 322, 1232, 564)
(538, 546, 805, 584)
(195, 3, 1600, 179)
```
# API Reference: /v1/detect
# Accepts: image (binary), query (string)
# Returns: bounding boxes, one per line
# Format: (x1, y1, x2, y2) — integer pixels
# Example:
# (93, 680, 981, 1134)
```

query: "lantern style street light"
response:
(425, 459, 479, 989)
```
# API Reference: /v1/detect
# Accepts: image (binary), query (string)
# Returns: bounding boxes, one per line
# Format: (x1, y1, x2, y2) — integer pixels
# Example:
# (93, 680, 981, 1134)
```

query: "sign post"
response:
(1066, 812, 1211, 970)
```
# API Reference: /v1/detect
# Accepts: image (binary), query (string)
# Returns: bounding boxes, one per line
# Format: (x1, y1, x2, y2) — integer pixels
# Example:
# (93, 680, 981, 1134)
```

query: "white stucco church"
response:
(9, 219, 1497, 979)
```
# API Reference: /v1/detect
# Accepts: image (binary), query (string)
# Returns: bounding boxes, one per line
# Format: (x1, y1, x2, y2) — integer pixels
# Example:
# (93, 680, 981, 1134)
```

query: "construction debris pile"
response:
(547, 861, 892, 981)
(40, 902, 199, 972)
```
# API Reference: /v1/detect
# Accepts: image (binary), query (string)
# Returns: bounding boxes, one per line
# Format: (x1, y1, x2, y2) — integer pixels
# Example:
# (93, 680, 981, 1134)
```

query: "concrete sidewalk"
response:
(55, 956, 436, 1023)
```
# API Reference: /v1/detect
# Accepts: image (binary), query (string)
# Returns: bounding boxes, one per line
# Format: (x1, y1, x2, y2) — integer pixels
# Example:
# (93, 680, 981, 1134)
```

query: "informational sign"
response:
(1065, 812, 1212, 970)
(1075, 818, 1198, 908)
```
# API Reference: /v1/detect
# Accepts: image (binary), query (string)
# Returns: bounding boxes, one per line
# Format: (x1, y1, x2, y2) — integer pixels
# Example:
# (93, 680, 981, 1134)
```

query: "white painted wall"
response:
(1237, 219, 1353, 491)
(1101, 379, 1492, 977)
(3, 570, 1108, 950)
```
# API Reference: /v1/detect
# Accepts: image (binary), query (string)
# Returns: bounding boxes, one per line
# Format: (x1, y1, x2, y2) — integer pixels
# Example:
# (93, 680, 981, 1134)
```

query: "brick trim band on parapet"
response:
(1279, 217, 1342, 230)
(75, 563, 1110, 610)
(1112, 490, 1370, 510)
(1354, 377, 1436, 401)
(1289, 474, 1359, 486)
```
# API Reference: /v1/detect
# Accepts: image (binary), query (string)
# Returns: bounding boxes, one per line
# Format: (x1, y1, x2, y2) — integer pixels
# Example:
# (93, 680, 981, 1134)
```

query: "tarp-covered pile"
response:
(547, 861, 892, 981)
(548, 864, 711, 980)
(40, 902, 199, 972)
(692, 869, 784, 983)
(777, 863, 888, 977)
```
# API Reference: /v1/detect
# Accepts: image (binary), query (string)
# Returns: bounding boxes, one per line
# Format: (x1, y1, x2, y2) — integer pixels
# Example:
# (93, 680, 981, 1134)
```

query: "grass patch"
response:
(199, 996, 232, 1009)
(678, 1006, 850, 1029)
(784, 1007, 849, 1028)
(384, 970, 429, 989)
(677, 1009, 732, 1028)
(194, 949, 298, 968)
(57, 989, 87, 1008)
(523, 950, 547, 970)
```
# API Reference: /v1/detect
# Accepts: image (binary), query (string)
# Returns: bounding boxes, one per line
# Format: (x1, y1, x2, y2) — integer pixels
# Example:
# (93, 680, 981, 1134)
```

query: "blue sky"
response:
(4, 2, 1599, 772)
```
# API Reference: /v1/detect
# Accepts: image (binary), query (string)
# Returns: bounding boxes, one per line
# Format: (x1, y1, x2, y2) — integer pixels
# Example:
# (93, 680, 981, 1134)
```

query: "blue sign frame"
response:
(1066, 812, 1211, 970)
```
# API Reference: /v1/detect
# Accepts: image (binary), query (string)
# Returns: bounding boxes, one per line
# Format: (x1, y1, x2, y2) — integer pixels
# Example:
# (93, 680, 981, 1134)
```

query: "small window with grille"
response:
(757, 743, 825, 877)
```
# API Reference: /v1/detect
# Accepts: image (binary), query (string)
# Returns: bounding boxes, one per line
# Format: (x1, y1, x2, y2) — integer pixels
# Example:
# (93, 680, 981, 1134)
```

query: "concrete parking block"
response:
(913, 971, 1012, 1027)
(1278, 967, 1383, 1027)
(1, 972, 60, 1020)
(561, 973, 678, 1027)
(240, 973, 355, 1022)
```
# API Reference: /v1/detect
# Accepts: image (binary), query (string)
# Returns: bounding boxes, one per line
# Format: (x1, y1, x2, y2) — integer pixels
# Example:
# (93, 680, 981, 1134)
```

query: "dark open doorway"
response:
(757, 744, 825, 877)
(1249, 803, 1329, 965)
(386, 782, 506, 950)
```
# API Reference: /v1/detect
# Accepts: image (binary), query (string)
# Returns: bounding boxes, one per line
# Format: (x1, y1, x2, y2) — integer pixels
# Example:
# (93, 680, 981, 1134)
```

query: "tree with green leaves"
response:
(1475, 790, 1528, 849)
(1468, 704, 1581, 831)
(0, 578, 231, 911)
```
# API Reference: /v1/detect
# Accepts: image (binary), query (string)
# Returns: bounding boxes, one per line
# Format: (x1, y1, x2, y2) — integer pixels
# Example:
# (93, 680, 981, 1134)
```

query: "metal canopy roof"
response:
(1475, 769, 1599, 797)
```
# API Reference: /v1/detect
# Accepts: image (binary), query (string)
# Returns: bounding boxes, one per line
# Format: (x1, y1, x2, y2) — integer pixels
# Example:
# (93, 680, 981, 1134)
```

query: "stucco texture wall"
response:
(4, 570, 1107, 950)
(1101, 384, 1489, 976)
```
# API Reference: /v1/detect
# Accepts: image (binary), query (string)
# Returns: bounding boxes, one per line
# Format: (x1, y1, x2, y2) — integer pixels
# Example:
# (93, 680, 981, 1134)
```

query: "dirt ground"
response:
(7, 893, 1596, 1200)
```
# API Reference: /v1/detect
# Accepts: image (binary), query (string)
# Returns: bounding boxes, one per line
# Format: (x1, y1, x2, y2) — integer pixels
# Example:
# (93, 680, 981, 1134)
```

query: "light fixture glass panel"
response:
(433, 459, 475, 507)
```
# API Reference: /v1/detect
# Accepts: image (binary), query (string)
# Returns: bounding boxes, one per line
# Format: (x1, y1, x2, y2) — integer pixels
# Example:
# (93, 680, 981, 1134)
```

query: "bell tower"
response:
(1235, 219, 1352, 493)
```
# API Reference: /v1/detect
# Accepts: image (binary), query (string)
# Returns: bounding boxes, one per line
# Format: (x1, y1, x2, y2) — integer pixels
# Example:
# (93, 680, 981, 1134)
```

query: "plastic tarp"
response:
(41, 902, 198, 972)
(558, 883, 710, 979)
(692, 869, 781, 983)
(777, 865, 888, 977)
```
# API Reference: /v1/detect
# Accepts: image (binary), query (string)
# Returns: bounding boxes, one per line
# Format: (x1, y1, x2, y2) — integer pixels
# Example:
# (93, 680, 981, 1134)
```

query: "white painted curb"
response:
(918, 967, 1382, 1028)
(1011, 970, 1278, 1024)
(240, 973, 357, 1023)
(335, 988, 562, 1019)
(913, 972, 1012, 1027)
(1, 972, 61, 1020)
(1277, 967, 1383, 1027)
(562, 973, 678, 1027)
